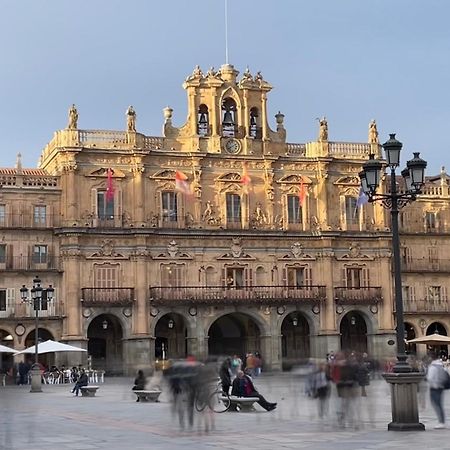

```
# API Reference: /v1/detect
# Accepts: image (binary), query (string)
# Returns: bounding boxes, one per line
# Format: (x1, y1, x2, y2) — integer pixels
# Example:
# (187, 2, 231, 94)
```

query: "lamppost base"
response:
(30, 366, 42, 393)
(383, 372, 425, 431)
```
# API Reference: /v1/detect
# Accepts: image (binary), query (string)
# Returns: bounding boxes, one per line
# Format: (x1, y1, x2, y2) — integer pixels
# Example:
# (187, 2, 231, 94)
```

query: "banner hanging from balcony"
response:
(175, 170, 192, 196)
(240, 162, 252, 193)
(298, 176, 307, 206)
(106, 168, 115, 201)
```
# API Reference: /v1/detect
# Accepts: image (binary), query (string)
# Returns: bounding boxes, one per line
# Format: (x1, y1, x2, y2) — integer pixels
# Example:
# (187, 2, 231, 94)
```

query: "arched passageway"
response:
(281, 312, 310, 370)
(426, 322, 448, 357)
(24, 328, 54, 369)
(340, 311, 368, 354)
(0, 329, 15, 375)
(87, 314, 123, 375)
(405, 322, 417, 355)
(155, 313, 187, 360)
(208, 313, 260, 360)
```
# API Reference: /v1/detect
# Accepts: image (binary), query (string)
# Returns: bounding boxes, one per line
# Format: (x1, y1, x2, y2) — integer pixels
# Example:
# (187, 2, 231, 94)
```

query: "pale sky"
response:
(1, 0, 449, 174)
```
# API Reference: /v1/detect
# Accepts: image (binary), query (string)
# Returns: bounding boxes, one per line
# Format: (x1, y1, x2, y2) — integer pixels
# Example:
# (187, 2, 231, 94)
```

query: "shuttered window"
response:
(33, 205, 47, 226)
(94, 264, 117, 288)
(32, 245, 47, 264)
(0, 245, 5, 264)
(161, 191, 178, 223)
(287, 195, 301, 224)
(97, 191, 114, 219)
(226, 194, 241, 224)
(0, 290, 6, 311)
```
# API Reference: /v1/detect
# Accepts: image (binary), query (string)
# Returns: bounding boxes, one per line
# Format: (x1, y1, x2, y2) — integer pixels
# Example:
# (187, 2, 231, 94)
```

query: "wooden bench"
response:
(80, 386, 99, 397)
(226, 396, 259, 412)
(133, 390, 162, 402)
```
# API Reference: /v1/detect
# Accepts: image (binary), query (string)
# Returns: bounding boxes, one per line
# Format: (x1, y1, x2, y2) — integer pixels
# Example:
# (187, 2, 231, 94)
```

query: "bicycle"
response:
(195, 379, 231, 413)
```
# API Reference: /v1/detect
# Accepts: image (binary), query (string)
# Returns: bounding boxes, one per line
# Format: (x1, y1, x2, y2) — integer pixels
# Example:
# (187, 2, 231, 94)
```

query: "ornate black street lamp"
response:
(20, 276, 54, 393)
(359, 134, 427, 431)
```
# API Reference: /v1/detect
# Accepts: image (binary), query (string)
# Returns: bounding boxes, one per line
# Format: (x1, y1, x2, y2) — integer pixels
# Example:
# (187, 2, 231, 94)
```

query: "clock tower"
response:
(162, 64, 287, 156)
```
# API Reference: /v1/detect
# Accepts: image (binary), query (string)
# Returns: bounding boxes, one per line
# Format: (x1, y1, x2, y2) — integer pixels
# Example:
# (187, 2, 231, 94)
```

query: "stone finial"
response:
(68, 104, 78, 130)
(15, 152, 22, 174)
(163, 106, 173, 123)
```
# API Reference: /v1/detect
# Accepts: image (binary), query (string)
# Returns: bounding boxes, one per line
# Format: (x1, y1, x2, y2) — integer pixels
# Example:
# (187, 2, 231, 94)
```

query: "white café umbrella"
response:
(407, 333, 450, 346)
(0, 343, 19, 353)
(14, 339, 87, 355)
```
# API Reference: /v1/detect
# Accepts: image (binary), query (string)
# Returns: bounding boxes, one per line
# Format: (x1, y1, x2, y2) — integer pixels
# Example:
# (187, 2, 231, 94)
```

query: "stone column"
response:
(123, 337, 153, 375)
(261, 93, 268, 140)
(65, 163, 78, 224)
(62, 252, 82, 338)
(132, 166, 145, 225)
(133, 251, 149, 336)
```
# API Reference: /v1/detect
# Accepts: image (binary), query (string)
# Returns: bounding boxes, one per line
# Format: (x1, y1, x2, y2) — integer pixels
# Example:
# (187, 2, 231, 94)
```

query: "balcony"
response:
(0, 301, 63, 319)
(0, 256, 61, 271)
(404, 299, 450, 314)
(149, 285, 327, 305)
(402, 259, 450, 273)
(334, 286, 382, 305)
(81, 288, 135, 306)
(0, 213, 61, 228)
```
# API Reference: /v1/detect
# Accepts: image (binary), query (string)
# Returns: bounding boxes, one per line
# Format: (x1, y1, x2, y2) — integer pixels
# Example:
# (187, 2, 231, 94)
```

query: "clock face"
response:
(224, 139, 241, 154)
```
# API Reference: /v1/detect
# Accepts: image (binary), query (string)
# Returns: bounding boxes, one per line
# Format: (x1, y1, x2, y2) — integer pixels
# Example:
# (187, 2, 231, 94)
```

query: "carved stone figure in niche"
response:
(230, 238, 243, 258)
(187, 65, 203, 81)
(291, 242, 305, 258)
(202, 201, 213, 221)
(252, 202, 267, 227)
(274, 214, 284, 230)
(368, 119, 379, 144)
(318, 117, 328, 142)
(241, 67, 253, 82)
(148, 213, 159, 228)
(185, 212, 195, 227)
(206, 66, 216, 78)
(68, 104, 78, 130)
(192, 167, 202, 198)
(168, 240, 179, 258)
(349, 242, 361, 258)
(126, 106, 136, 132)
(254, 71, 263, 82)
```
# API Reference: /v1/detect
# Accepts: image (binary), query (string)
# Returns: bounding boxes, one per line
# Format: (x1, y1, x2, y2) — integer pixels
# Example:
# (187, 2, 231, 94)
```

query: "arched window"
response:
(197, 104, 209, 136)
(221, 98, 237, 137)
(249, 107, 260, 138)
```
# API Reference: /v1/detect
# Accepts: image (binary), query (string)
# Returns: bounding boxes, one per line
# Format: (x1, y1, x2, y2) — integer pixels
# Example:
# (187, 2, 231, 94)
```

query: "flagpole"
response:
(225, 0, 229, 64)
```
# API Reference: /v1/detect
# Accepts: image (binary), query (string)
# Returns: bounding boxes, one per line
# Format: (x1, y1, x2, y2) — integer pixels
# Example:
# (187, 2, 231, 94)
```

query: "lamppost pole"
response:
(360, 134, 427, 430)
(20, 276, 54, 393)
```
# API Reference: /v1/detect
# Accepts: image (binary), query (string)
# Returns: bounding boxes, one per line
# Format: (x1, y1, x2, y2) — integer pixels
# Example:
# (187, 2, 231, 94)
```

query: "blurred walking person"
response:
(427, 351, 450, 429)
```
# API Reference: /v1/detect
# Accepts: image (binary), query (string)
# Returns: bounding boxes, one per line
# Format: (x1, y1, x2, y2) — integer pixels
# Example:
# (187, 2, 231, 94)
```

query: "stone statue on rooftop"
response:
(368, 119, 379, 144)
(318, 117, 328, 142)
(126, 106, 136, 132)
(68, 104, 78, 130)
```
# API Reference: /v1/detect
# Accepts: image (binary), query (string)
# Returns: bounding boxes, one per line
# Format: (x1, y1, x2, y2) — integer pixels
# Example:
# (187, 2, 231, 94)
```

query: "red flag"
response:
(175, 171, 192, 195)
(298, 176, 307, 206)
(106, 168, 114, 201)
(241, 162, 251, 193)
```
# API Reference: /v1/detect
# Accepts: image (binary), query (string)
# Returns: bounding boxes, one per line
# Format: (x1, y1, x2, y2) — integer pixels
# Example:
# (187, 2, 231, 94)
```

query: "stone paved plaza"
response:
(1, 374, 450, 450)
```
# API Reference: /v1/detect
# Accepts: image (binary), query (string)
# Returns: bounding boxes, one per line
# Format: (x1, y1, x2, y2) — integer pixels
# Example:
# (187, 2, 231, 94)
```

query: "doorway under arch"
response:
(426, 322, 448, 357)
(340, 311, 368, 354)
(155, 313, 188, 360)
(24, 328, 54, 369)
(281, 312, 310, 369)
(87, 314, 123, 375)
(0, 329, 15, 376)
(208, 313, 260, 359)
(405, 322, 417, 355)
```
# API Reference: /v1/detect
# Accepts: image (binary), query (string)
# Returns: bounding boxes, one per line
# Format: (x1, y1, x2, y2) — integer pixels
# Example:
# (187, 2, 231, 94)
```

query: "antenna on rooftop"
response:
(225, 0, 229, 64)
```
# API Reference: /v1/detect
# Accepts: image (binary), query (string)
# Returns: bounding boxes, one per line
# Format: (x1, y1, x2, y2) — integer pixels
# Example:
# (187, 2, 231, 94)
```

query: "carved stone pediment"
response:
(335, 243, 373, 261)
(217, 237, 256, 260)
(277, 174, 312, 184)
(150, 169, 177, 180)
(87, 239, 127, 259)
(279, 242, 315, 260)
(153, 240, 193, 260)
(334, 176, 360, 185)
(87, 167, 125, 177)
(217, 172, 242, 182)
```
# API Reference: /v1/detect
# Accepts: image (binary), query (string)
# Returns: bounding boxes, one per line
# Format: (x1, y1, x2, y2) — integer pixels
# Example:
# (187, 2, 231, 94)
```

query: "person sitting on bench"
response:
(231, 370, 277, 411)
(71, 369, 88, 396)
(132, 370, 147, 402)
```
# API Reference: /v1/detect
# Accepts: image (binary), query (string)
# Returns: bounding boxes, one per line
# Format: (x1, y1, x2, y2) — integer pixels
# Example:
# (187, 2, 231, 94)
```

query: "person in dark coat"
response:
(132, 370, 147, 401)
(71, 369, 88, 396)
(231, 370, 276, 411)
(219, 358, 232, 395)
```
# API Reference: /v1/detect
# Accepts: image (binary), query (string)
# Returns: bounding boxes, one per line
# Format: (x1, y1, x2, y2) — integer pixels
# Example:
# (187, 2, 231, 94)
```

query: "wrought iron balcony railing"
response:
(0, 301, 63, 319)
(401, 259, 450, 272)
(149, 285, 327, 305)
(0, 256, 61, 271)
(0, 214, 61, 228)
(81, 288, 135, 306)
(334, 286, 382, 305)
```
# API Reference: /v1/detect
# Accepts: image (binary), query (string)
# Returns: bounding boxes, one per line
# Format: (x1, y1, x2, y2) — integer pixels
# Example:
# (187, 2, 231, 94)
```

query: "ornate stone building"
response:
(0, 64, 447, 374)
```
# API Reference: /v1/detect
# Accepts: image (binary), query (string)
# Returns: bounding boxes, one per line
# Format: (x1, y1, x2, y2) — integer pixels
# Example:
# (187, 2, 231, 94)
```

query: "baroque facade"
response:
(0, 64, 447, 374)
